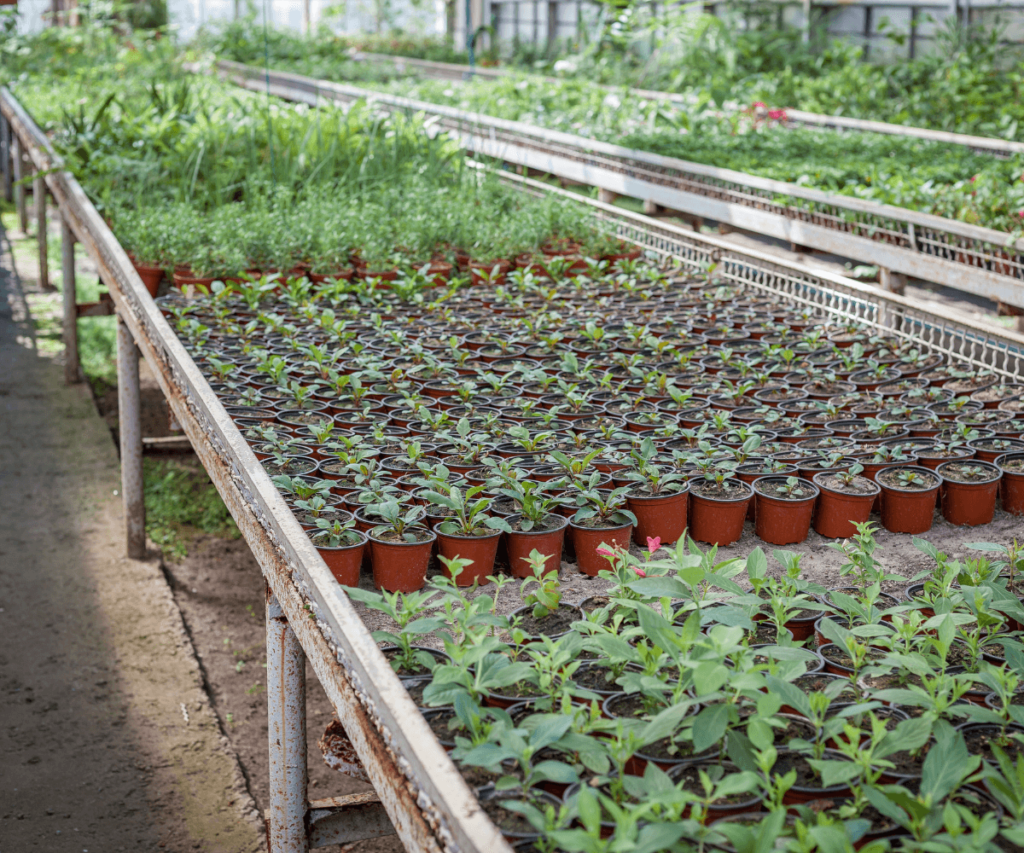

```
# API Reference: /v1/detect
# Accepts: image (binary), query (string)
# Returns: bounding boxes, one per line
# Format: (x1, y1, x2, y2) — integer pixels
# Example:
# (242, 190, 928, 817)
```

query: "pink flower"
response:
(646, 537, 661, 555)
(970, 175, 978, 183)
(767, 108, 787, 121)
(1019, 211, 1024, 218)
(635, 567, 647, 578)
(752, 101, 767, 109)
(596, 546, 615, 558)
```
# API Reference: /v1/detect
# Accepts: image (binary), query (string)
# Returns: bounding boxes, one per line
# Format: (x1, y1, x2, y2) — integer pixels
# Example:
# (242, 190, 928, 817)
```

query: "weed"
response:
(144, 458, 238, 558)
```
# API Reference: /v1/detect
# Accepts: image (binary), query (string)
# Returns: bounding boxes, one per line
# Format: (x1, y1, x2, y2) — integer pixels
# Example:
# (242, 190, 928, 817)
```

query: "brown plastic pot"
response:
(996, 453, 1024, 516)
(752, 477, 819, 545)
(313, 531, 367, 587)
(569, 519, 633, 577)
(936, 461, 1002, 527)
(368, 528, 436, 592)
(505, 514, 568, 578)
(433, 524, 501, 586)
(877, 466, 941, 534)
(624, 486, 689, 546)
(132, 259, 163, 297)
(811, 473, 881, 539)
(688, 482, 754, 546)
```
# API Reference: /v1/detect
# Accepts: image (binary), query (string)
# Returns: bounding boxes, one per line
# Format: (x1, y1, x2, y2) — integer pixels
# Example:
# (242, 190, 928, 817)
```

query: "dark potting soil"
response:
(877, 469, 939, 490)
(460, 765, 507, 789)
(820, 645, 887, 670)
(405, 679, 428, 706)
(885, 743, 932, 777)
(514, 603, 579, 637)
(573, 516, 629, 529)
(426, 707, 459, 741)
(817, 474, 877, 495)
(580, 595, 611, 614)
(509, 516, 563, 534)
(383, 648, 434, 678)
(497, 680, 545, 700)
(262, 458, 315, 476)
(1003, 458, 1024, 473)
(860, 672, 926, 691)
(606, 691, 669, 721)
(573, 665, 623, 694)
(772, 752, 845, 790)
(690, 480, 750, 500)
(962, 727, 1024, 763)
(773, 716, 818, 745)
(793, 674, 858, 701)
(755, 479, 817, 500)
(940, 461, 1000, 483)
(479, 796, 538, 835)
(372, 528, 433, 544)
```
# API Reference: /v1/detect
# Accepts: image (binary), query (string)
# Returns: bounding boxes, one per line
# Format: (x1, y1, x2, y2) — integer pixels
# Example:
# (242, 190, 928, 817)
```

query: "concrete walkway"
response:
(0, 212, 266, 853)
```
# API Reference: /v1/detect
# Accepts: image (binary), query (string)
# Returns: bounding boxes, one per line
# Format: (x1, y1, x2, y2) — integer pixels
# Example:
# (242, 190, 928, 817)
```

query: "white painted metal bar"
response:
(215, 60, 1024, 310)
(117, 314, 146, 560)
(267, 590, 308, 853)
(60, 214, 78, 384)
(350, 50, 1024, 156)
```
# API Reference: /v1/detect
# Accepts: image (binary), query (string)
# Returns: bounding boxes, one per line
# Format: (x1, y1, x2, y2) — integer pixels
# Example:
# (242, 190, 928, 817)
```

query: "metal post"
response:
(13, 136, 28, 234)
(267, 590, 308, 853)
(61, 216, 80, 384)
(35, 174, 50, 291)
(1, 115, 11, 203)
(117, 315, 146, 559)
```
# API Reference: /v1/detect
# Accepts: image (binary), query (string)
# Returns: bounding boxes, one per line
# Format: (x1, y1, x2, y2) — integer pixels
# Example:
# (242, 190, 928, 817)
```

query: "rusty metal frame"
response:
(214, 59, 1024, 311)
(0, 86, 511, 853)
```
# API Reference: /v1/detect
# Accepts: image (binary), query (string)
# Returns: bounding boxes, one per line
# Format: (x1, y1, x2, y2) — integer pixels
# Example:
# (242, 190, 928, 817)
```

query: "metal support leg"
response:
(1, 116, 10, 203)
(35, 174, 49, 290)
(268, 590, 309, 853)
(13, 137, 27, 234)
(61, 216, 80, 384)
(117, 315, 146, 559)
(597, 188, 619, 205)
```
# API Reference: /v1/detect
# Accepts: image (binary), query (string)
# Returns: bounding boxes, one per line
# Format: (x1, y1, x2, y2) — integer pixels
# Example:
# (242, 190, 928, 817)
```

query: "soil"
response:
(820, 644, 887, 670)
(877, 468, 939, 490)
(939, 461, 1001, 483)
(1002, 458, 1024, 473)
(817, 473, 878, 495)
(792, 673, 858, 701)
(771, 752, 845, 790)
(479, 795, 537, 835)
(961, 727, 1024, 763)
(573, 664, 625, 694)
(673, 763, 758, 805)
(513, 602, 579, 636)
(371, 527, 434, 543)
(509, 515, 563, 533)
(690, 480, 751, 500)
(755, 478, 817, 500)
(383, 647, 438, 678)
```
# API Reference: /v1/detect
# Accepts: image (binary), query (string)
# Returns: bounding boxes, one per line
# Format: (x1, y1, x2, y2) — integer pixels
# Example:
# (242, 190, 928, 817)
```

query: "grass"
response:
(144, 457, 239, 558)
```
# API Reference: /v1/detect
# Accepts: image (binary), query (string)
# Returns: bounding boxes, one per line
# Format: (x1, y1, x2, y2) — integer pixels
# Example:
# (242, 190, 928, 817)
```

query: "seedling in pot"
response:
(272, 474, 332, 502)
(773, 476, 812, 499)
(519, 552, 562, 620)
(369, 500, 429, 542)
(572, 477, 637, 529)
(422, 483, 511, 537)
(311, 517, 362, 547)
(344, 584, 444, 677)
(497, 479, 565, 531)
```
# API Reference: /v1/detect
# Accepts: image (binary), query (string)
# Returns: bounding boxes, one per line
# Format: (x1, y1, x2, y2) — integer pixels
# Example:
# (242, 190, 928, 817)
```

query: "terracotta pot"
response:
(877, 466, 941, 534)
(132, 260, 163, 297)
(505, 514, 568, 578)
(313, 532, 367, 587)
(811, 473, 881, 539)
(937, 461, 1002, 527)
(433, 524, 501, 586)
(624, 486, 689, 546)
(569, 519, 633, 577)
(688, 483, 754, 546)
(369, 528, 436, 592)
(997, 453, 1024, 516)
(753, 477, 819, 545)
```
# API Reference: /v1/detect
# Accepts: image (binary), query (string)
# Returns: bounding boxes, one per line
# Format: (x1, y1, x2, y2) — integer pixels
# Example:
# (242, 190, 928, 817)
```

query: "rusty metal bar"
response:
(60, 214, 79, 384)
(267, 590, 308, 853)
(117, 313, 146, 559)
(35, 173, 49, 290)
(308, 794, 396, 848)
(13, 135, 28, 233)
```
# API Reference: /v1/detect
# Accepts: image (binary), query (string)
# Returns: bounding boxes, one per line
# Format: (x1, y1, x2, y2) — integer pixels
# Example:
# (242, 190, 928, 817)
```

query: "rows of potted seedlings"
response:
(160, 255, 1024, 594)
(352, 528, 1024, 852)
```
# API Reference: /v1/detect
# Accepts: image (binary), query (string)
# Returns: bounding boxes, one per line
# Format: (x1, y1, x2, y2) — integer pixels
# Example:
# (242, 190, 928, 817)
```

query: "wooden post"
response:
(879, 267, 906, 296)
(35, 174, 50, 291)
(61, 215, 80, 384)
(13, 136, 28, 234)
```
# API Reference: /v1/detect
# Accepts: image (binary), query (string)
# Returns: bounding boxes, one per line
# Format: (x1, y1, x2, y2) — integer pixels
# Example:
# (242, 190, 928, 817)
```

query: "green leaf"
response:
(533, 759, 579, 784)
(692, 703, 730, 753)
(575, 785, 602, 835)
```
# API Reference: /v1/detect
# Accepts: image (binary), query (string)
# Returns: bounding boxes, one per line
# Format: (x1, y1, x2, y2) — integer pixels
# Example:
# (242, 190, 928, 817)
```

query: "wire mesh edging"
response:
(579, 181, 1024, 381)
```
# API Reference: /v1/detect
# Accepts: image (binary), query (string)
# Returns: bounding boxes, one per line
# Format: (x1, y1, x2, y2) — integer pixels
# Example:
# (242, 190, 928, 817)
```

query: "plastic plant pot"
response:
(688, 480, 754, 546)
(504, 513, 568, 579)
(624, 485, 689, 546)
(996, 452, 1024, 516)
(312, 530, 367, 587)
(936, 460, 1002, 527)
(368, 527, 436, 592)
(433, 524, 502, 586)
(877, 466, 942, 534)
(752, 476, 819, 545)
(812, 472, 881, 539)
(569, 519, 633, 577)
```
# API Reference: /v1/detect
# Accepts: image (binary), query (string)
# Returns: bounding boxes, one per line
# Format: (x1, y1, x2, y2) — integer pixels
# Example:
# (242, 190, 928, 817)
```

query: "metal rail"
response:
(216, 60, 1024, 312)
(350, 50, 1024, 158)
(3, 69, 1023, 853)
(0, 85, 510, 853)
